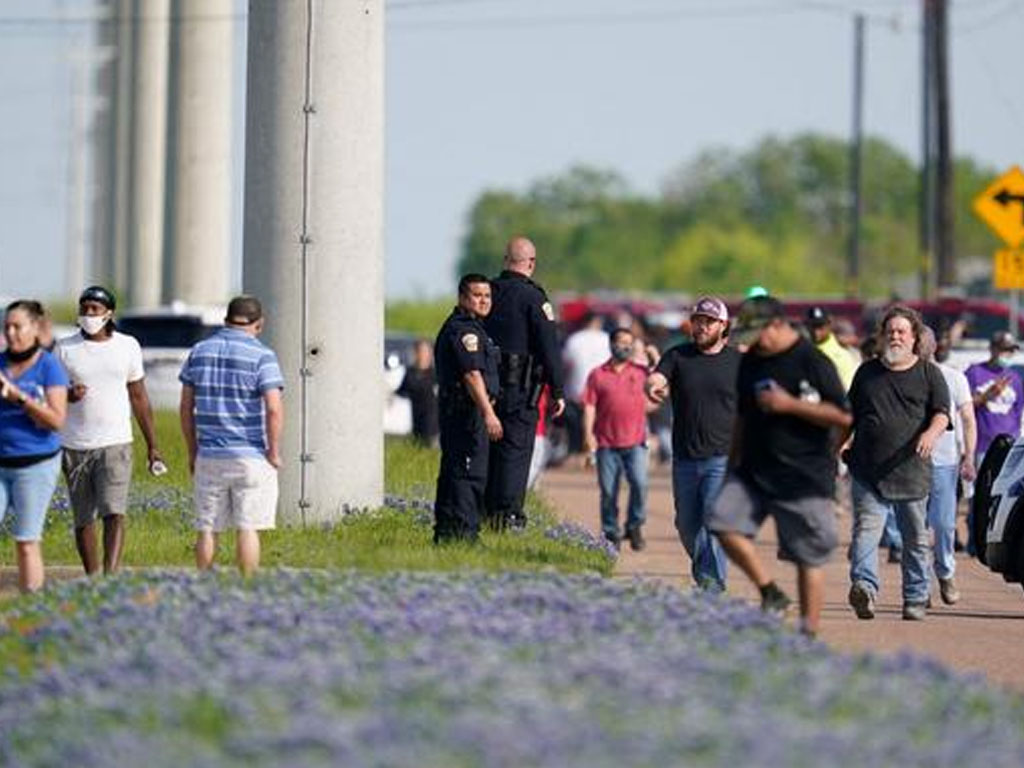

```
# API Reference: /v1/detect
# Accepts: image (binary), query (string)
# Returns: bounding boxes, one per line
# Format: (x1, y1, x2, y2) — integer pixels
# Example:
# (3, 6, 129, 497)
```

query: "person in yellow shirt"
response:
(806, 307, 858, 392)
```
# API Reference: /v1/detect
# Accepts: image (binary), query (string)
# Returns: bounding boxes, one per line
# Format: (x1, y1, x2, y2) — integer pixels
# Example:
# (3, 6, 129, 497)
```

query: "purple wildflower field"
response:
(2, 570, 1023, 767)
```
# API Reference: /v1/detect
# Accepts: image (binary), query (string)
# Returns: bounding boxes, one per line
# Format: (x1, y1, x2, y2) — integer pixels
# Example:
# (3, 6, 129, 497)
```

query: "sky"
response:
(1, 0, 1022, 302)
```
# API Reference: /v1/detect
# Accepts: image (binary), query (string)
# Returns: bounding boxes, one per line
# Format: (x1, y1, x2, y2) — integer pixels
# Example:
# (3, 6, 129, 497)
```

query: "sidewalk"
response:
(540, 460, 1024, 692)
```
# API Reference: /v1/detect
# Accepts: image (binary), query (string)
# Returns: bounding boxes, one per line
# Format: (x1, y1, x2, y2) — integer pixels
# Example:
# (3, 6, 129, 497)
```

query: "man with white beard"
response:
(844, 305, 950, 621)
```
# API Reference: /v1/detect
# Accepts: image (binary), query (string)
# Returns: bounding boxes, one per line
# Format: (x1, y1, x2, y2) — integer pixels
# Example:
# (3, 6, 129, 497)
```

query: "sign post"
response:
(975, 166, 1024, 332)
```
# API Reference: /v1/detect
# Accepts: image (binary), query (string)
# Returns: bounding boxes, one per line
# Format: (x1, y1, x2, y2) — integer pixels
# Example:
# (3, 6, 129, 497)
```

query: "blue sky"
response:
(1, 0, 1022, 302)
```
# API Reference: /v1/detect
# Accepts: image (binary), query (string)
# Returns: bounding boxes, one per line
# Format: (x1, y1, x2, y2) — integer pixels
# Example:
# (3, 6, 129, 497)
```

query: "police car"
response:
(973, 433, 1024, 593)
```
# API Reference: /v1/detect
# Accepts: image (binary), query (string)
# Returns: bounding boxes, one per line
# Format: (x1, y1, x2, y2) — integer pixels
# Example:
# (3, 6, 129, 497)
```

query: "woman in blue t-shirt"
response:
(0, 300, 68, 592)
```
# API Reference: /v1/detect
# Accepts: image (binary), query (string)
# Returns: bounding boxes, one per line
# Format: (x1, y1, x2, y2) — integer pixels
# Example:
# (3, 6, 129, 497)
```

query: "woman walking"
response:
(0, 301, 68, 592)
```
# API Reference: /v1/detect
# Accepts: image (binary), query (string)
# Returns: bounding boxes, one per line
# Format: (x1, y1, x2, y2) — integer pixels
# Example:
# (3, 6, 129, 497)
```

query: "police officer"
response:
(433, 274, 502, 543)
(484, 236, 565, 529)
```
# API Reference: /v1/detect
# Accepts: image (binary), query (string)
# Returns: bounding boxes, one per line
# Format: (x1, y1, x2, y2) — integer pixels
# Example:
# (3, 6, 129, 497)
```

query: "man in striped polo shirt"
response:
(179, 295, 284, 576)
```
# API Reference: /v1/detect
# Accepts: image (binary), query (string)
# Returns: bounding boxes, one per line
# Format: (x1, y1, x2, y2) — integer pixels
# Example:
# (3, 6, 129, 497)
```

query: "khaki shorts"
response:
(193, 455, 278, 532)
(63, 443, 134, 528)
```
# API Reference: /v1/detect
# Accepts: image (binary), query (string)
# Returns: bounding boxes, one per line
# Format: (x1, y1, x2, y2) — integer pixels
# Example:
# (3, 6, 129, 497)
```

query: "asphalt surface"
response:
(540, 459, 1024, 692)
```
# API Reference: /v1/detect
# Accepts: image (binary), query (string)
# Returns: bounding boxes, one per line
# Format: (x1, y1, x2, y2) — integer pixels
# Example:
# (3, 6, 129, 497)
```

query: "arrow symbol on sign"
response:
(994, 188, 1024, 224)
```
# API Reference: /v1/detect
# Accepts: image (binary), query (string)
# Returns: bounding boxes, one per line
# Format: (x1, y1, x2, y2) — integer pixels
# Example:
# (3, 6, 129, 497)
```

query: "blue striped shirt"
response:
(179, 327, 284, 458)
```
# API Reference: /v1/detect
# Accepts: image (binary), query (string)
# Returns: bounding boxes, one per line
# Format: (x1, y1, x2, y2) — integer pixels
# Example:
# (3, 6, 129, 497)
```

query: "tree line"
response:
(457, 133, 999, 298)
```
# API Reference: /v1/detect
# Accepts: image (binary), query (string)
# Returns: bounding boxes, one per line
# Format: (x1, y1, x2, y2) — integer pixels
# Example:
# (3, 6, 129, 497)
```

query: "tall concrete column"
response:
(109, 0, 135, 295)
(164, 0, 233, 306)
(243, 0, 385, 522)
(127, 0, 170, 309)
(89, 0, 117, 286)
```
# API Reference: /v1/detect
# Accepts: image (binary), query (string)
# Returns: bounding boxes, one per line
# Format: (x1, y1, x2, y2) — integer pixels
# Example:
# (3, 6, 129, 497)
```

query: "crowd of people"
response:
(0, 289, 283, 591)
(429, 237, 1007, 636)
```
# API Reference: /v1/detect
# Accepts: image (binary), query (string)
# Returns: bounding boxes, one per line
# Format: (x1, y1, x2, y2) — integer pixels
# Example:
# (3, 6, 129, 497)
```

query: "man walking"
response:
(927, 328, 976, 605)
(179, 296, 284, 576)
(433, 274, 502, 543)
(562, 312, 609, 454)
(58, 285, 163, 576)
(484, 236, 565, 529)
(647, 296, 739, 591)
(583, 328, 651, 551)
(707, 296, 851, 637)
(806, 306, 858, 391)
(846, 306, 950, 621)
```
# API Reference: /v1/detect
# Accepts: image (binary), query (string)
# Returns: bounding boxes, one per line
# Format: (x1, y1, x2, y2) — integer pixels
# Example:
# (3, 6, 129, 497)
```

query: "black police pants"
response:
(485, 392, 538, 527)
(433, 409, 489, 543)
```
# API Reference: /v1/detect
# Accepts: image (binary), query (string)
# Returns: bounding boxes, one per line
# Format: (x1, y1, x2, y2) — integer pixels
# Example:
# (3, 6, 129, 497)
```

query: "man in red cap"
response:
(646, 295, 739, 591)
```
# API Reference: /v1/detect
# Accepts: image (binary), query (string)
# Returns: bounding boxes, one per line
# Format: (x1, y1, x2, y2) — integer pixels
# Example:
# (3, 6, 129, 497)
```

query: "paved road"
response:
(540, 460, 1024, 692)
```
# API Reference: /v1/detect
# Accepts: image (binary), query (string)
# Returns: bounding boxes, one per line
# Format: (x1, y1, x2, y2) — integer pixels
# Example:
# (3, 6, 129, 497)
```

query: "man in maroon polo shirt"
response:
(583, 327, 652, 550)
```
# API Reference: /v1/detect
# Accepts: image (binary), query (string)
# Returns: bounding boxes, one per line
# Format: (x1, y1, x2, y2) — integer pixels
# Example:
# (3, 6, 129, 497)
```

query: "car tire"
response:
(972, 433, 1015, 566)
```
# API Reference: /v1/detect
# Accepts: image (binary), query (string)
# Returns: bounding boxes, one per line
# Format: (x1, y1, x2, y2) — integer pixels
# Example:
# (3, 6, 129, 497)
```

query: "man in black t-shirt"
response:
(846, 305, 950, 622)
(707, 296, 851, 637)
(647, 296, 739, 591)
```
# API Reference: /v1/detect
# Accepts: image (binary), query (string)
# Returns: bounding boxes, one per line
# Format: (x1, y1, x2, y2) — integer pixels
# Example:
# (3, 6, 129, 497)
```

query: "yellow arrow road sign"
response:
(975, 166, 1024, 247)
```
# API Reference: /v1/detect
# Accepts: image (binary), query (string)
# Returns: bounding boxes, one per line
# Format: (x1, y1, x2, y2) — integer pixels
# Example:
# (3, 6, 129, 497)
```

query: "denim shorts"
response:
(0, 453, 62, 542)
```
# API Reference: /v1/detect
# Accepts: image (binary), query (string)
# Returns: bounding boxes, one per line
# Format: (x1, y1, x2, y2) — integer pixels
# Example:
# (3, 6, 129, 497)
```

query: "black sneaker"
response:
(625, 525, 646, 552)
(759, 582, 791, 615)
(603, 532, 621, 551)
(848, 581, 875, 620)
(887, 547, 902, 564)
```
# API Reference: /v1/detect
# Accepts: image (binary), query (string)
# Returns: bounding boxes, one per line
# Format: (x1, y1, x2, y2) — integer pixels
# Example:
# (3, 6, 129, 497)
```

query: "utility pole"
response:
(919, 0, 935, 300)
(846, 13, 865, 299)
(934, 0, 956, 289)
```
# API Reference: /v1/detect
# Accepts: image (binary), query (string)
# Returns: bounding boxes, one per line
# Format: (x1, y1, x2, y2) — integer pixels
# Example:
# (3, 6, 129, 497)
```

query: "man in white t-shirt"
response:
(924, 328, 977, 605)
(57, 286, 163, 575)
(561, 312, 609, 454)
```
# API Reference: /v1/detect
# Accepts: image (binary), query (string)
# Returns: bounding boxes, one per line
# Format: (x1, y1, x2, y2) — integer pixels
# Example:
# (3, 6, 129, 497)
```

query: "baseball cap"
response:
(991, 330, 1020, 352)
(691, 296, 729, 323)
(78, 285, 116, 310)
(806, 306, 830, 327)
(731, 295, 786, 347)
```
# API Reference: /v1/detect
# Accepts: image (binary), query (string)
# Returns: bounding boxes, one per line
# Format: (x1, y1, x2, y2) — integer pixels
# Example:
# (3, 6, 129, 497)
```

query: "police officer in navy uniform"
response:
(484, 236, 565, 529)
(433, 274, 503, 543)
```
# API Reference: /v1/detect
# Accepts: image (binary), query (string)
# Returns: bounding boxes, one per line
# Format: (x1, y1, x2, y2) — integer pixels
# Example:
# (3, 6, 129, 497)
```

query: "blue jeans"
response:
(927, 463, 959, 580)
(880, 509, 903, 552)
(672, 455, 728, 590)
(596, 445, 648, 538)
(0, 454, 61, 542)
(850, 477, 930, 604)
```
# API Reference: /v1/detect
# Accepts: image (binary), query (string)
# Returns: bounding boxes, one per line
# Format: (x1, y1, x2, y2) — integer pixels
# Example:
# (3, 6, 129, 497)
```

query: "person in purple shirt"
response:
(965, 330, 1024, 555)
(965, 331, 1024, 462)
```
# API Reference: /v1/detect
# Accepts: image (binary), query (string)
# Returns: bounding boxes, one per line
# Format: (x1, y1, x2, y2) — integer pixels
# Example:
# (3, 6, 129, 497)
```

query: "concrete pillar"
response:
(243, 0, 385, 522)
(109, 0, 135, 295)
(164, 0, 233, 306)
(89, 0, 117, 286)
(127, 0, 170, 309)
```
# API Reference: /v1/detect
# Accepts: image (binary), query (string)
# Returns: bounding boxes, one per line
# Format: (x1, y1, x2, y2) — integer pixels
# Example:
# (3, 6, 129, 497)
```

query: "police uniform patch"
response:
(541, 302, 555, 321)
(461, 333, 479, 352)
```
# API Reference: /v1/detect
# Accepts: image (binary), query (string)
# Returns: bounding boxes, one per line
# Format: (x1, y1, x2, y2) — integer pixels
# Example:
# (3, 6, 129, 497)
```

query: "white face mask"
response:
(78, 314, 109, 336)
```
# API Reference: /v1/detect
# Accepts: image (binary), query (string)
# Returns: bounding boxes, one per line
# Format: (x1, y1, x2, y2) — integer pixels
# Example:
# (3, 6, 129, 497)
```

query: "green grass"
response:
(18, 413, 611, 577)
(385, 299, 452, 337)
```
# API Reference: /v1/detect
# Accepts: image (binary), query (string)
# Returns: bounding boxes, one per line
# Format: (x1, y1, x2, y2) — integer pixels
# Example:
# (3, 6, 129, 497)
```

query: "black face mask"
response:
(6, 343, 40, 363)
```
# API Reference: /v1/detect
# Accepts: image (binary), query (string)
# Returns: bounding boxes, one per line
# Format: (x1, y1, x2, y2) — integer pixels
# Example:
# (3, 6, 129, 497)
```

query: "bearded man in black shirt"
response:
(845, 305, 950, 622)
(707, 296, 852, 638)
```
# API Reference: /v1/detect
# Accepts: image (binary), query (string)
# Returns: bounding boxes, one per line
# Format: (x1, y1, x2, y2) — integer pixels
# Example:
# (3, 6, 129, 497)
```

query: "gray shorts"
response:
(62, 443, 134, 528)
(707, 474, 838, 567)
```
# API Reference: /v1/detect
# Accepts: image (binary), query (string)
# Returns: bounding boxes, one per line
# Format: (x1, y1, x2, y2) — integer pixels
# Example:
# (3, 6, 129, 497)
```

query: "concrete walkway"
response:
(540, 460, 1024, 692)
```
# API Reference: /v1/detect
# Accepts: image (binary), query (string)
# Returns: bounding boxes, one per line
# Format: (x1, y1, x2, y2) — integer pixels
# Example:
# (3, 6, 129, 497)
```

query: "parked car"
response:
(115, 304, 224, 410)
